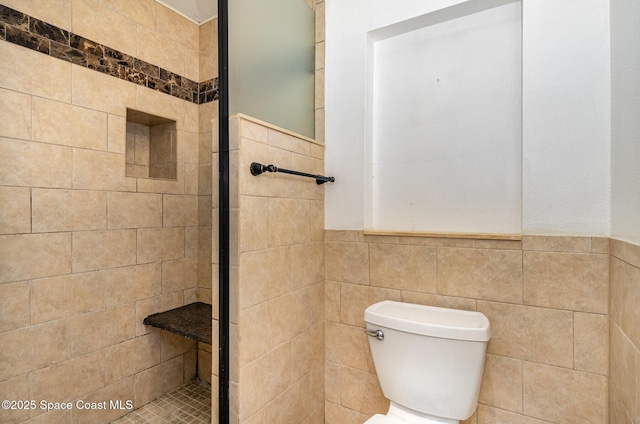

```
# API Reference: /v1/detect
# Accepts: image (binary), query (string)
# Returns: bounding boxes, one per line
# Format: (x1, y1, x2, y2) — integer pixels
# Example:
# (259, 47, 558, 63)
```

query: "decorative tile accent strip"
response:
(0, 4, 218, 105)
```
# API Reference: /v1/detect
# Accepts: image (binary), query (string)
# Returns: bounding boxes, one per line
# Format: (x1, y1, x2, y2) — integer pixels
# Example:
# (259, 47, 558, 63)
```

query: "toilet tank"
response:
(364, 301, 490, 421)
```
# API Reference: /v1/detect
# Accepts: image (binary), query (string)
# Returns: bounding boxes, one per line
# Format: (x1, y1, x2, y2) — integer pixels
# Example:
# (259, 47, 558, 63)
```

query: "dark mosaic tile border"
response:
(0, 5, 218, 105)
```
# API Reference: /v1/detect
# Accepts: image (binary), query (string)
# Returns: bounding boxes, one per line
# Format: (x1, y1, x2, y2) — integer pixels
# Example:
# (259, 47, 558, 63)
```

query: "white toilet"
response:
(363, 300, 491, 424)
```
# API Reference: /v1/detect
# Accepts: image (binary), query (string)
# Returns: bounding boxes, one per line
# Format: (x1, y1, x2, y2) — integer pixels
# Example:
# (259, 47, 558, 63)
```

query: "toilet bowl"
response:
(363, 301, 490, 424)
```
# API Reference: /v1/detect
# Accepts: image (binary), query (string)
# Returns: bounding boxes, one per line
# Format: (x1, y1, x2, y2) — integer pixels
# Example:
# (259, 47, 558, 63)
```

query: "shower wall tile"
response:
(400, 291, 477, 311)
(30, 271, 105, 324)
(238, 302, 272, 365)
(160, 331, 197, 361)
(72, 66, 136, 116)
(234, 117, 324, 424)
(477, 301, 573, 368)
(161, 258, 198, 294)
(268, 198, 311, 246)
(523, 251, 608, 313)
(240, 119, 270, 144)
(0, 186, 31, 234)
(325, 231, 611, 424)
(31, 350, 106, 406)
(268, 283, 323, 346)
(108, 114, 127, 153)
(2, 0, 71, 30)
(522, 235, 593, 253)
(0, 375, 30, 423)
(0, 138, 73, 188)
(291, 242, 324, 290)
(291, 324, 325, 381)
(339, 367, 388, 417)
(0, 233, 71, 283)
(0, 320, 70, 381)
(133, 355, 184, 408)
(325, 401, 369, 424)
(325, 241, 370, 285)
(72, 149, 136, 191)
(72, 229, 136, 272)
(32, 189, 107, 232)
(101, 0, 156, 30)
(136, 227, 185, 263)
(72, 0, 137, 58)
(370, 243, 437, 292)
(156, 4, 198, 51)
(70, 303, 135, 356)
(315, 1, 325, 43)
(238, 247, 291, 309)
(339, 283, 400, 327)
(325, 281, 341, 323)
(105, 263, 161, 307)
(0, 42, 71, 102)
(238, 343, 291, 422)
(437, 247, 523, 303)
(574, 312, 608, 375)
(32, 97, 107, 150)
(522, 361, 607, 423)
(478, 354, 523, 413)
(269, 129, 311, 155)
(325, 321, 375, 374)
(199, 18, 218, 81)
(239, 195, 269, 252)
(1, 2, 214, 419)
(136, 164, 185, 194)
(239, 138, 291, 198)
(610, 320, 637, 420)
(0, 88, 31, 140)
(107, 192, 162, 229)
(70, 376, 135, 424)
(610, 256, 640, 348)
(163, 194, 199, 227)
(476, 405, 549, 424)
(137, 26, 186, 77)
(0, 282, 29, 333)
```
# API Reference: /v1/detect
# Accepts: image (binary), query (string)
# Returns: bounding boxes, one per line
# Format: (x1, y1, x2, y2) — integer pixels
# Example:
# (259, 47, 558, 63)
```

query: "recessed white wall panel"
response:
(367, 2, 521, 233)
(326, 0, 612, 236)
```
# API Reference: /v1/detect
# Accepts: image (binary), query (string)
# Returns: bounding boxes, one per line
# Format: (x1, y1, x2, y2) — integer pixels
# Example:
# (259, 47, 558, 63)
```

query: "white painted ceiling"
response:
(158, 0, 217, 24)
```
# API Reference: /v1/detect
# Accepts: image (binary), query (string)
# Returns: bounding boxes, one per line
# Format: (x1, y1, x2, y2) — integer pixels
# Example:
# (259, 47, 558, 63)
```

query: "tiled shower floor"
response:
(111, 380, 211, 424)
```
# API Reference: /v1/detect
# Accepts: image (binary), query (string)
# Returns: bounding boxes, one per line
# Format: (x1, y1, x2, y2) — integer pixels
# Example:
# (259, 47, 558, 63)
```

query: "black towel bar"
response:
(250, 162, 335, 185)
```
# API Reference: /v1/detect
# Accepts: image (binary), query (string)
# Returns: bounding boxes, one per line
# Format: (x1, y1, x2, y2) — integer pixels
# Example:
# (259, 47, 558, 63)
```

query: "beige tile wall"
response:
(227, 115, 325, 424)
(0, 2, 216, 423)
(324, 232, 610, 424)
(609, 239, 640, 424)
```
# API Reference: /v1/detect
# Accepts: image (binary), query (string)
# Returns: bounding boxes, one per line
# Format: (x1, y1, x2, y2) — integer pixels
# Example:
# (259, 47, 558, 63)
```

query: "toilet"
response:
(363, 300, 491, 424)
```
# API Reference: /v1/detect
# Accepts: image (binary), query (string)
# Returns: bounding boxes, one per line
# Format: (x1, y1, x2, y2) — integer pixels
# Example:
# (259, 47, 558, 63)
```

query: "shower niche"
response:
(125, 109, 177, 180)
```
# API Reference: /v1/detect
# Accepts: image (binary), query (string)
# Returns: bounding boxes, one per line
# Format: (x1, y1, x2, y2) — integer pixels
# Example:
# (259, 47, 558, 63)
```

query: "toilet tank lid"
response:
(364, 301, 490, 342)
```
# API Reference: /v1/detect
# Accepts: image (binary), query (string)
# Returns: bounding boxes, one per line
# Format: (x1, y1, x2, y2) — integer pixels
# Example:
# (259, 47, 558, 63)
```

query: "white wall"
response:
(521, 0, 610, 235)
(367, 1, 522, 234)
(325, 0, 611, 236)
(611, 0, 640, 245)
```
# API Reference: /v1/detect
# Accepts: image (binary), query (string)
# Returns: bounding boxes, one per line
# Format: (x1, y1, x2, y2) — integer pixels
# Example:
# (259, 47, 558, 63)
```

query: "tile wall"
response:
(324, 232, 610, 424)
(0, 1, 217, 422)
(226, 115, 326, 424)
(609, 240, 640, 424)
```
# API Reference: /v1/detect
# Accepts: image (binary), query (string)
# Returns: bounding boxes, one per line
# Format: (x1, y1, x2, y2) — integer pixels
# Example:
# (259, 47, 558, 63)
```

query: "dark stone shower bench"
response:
(143, 302, 212, 345)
